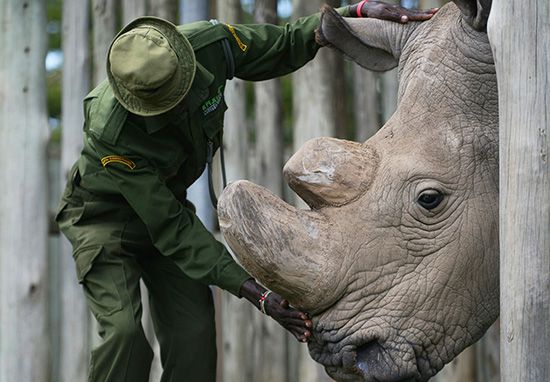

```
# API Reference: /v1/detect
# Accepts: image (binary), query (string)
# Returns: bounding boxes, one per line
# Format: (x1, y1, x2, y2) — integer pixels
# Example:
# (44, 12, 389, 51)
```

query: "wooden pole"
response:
(251, 9, 278, 172)
(91, 0, 117, 85)
(218, 0, 249, 184)
(148, 0, 179, 23)
(122, 0, 146, 25)
(215, 2, 257, 381)
(488, 1, 550, 380)
(0, 0, 50, 381)
(180, 0, 209, 23)
(59, 0, 91, 381)
(292, 0, 343, 150)
(353, 63, 380, 141)
(254, 0, 284, 195)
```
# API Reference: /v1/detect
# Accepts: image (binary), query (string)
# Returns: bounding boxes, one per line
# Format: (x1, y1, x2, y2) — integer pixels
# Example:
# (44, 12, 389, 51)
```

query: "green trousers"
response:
(57, 170, 217, 382)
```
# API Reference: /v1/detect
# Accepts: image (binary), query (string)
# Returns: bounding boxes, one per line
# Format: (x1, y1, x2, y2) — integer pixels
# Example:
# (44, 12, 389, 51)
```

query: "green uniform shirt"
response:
(73, 8, 350, 297)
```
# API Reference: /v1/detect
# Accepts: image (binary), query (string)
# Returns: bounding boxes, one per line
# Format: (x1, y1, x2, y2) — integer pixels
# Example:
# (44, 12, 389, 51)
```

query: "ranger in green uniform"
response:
(56, 2, 436, 381)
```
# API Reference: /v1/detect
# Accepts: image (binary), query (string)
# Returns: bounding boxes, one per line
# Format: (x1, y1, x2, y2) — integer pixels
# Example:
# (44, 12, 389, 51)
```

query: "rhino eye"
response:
(417, 190, 444, 210)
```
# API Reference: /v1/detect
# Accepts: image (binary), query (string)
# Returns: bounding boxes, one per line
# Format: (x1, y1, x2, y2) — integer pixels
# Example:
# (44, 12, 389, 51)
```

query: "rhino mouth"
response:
(310, 332, 420, 382)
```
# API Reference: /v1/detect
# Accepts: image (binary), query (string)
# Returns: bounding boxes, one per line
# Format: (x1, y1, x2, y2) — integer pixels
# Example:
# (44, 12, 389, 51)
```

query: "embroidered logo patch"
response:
(225, 24, 248, 52)
(101, 155, 136, 170)
(202, 85, 225, 116)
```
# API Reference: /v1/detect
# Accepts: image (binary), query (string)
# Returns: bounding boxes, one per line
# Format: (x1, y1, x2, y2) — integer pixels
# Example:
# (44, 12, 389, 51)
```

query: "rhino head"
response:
(219, 1, 498, 381)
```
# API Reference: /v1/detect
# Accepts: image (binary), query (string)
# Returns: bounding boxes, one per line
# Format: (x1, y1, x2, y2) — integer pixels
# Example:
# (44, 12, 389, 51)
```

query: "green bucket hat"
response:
(107, 17, 196, 116)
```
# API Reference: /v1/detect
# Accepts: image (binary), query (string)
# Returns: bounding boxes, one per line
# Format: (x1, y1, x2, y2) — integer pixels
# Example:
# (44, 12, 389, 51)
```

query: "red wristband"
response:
(356, 0, 368, 18)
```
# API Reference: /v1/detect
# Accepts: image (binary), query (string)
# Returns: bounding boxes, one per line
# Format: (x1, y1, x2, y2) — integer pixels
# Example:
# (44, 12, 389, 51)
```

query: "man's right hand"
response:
(350, 1, 438, 23)
(239, 279, 313, 343)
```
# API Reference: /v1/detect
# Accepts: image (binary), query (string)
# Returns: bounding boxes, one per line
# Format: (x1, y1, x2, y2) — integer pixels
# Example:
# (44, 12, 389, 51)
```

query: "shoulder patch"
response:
(225, 24, 248, 52)
(101, 155, 136, 170)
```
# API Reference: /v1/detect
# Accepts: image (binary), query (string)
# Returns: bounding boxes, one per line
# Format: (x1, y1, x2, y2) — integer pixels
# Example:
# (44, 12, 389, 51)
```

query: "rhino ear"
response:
(316, 5, 399, 72)
(453, 0, 492, 31)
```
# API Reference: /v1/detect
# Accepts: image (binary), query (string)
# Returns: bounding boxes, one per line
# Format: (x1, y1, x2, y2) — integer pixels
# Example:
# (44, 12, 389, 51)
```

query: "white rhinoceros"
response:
(219, 0, 497, 381)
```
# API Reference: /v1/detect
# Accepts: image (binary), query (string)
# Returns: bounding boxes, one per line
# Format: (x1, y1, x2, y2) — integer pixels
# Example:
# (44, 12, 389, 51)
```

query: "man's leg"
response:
(137, 251, 217, 382)
(79, 246, 154, 382)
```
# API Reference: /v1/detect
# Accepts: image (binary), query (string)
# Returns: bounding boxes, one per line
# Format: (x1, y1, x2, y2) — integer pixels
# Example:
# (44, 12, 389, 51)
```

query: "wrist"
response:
(240, 279, 270, 312)
(239, 278, 262, 300)
(354, 0, 369, 18)
(258, 290, 272, 315)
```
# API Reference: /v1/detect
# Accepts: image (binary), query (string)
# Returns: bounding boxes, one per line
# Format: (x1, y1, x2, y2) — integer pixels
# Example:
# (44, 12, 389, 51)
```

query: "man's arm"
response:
(91, 135, 251, 296)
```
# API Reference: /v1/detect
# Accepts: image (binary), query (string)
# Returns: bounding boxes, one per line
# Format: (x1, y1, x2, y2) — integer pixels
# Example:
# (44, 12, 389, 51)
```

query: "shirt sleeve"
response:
(91, 136, 252, 297)
(222, 7, 351, 81)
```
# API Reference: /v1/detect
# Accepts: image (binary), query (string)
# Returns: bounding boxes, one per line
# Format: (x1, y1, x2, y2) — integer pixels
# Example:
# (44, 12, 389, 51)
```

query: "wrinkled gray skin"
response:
(219, 1, 499, 381)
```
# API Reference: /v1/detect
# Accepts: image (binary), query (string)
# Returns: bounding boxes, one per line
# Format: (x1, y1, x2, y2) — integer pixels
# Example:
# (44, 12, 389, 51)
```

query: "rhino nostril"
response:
(355, 340, 418, 382)
(356, 340, 383, 375)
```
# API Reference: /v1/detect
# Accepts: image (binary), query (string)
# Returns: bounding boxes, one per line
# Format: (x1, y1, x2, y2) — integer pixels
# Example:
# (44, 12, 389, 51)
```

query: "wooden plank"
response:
(122, 0, 146, 25)
(254, 0, 284, 195)
(91, 0, 117, 85)
(488, 1, 550, 380)
(215, 2, 257, 381)
(353, 65, 381, 141)
(59, 0, 91, 381)
(148, 0, 179, 23)
(0, 1, 50, 380)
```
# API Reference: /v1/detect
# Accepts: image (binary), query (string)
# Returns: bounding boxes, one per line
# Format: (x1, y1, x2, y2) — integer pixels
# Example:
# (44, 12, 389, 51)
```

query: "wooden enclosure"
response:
(0, 0, 547, 381)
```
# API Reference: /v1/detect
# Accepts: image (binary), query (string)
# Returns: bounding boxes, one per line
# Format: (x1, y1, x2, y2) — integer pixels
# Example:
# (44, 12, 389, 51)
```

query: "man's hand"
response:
(263, 292, 312, 343)
(350, 1, 438, 23)
(240, 279, 312, 343)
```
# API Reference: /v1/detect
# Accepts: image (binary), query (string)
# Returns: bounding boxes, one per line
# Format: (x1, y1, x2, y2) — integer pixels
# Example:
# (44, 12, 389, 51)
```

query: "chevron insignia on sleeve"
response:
(101, 155, 136, 170)
(225, 24, 248, 52)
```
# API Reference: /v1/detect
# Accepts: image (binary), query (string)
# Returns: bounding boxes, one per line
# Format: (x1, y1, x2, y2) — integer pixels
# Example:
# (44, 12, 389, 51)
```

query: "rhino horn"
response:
(218, 180, 343, 313)
(284, 138, 379, 209)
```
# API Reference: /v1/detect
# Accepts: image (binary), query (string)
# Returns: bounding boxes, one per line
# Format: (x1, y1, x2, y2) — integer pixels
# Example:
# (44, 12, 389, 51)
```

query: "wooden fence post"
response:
(214, 2, 259, 381)
(0, 1, 49, 381)
(59, 0, 91, 381)
(91, 0, 117, 85)
(122, 0, 146, 25)
(488, 1, 550, 381)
